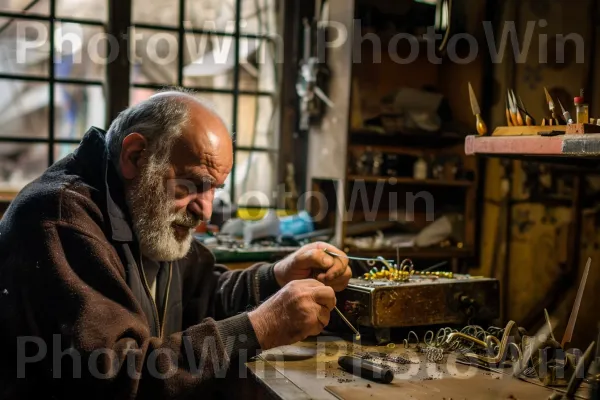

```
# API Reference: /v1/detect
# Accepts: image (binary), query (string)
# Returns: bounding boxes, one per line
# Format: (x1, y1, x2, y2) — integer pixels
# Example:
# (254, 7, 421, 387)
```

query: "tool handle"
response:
(506, 110, 513, 126)
(476, 114, 487, 135)
(525, 115, 533, 126)
(338, 356, 394, 384)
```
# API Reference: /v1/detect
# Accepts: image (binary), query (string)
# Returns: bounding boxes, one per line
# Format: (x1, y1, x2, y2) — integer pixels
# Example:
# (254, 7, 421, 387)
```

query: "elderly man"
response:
(0, 90, 351, 399)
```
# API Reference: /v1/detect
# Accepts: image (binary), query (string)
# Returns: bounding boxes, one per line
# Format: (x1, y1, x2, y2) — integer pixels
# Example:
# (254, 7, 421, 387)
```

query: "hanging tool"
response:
(561, 257, 592, 348)
(517, 95, 535, 126)
(510, 90, 524, 126)
(468, 82, 487, 135)
(506, 97, 514, 126)
(507, 89, 520, 126)
(543, 87, 561, 126)
(558, 99, 574, 125)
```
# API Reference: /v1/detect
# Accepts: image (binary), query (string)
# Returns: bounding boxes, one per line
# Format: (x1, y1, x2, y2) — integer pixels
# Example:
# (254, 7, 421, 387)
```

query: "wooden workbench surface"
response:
(245, 335, 585, 400)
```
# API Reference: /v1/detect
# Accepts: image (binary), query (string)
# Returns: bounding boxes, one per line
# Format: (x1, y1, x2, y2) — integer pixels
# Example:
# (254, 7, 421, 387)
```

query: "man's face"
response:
(126, 122, 233, 262)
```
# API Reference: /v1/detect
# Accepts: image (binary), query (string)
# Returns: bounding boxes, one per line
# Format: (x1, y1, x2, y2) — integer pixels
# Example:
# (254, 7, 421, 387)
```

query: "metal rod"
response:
(324, 249, 395, 264)
(131, 83, 273, 97)
(131, 22, 275, 40)
(0, 11, 104, 26)
(333, 306, 360, 340)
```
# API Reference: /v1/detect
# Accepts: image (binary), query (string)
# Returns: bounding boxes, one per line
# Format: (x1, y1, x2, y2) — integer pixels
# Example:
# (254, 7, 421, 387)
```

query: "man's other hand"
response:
(248, 279, 336, 349)
(273, 242, 351, 292)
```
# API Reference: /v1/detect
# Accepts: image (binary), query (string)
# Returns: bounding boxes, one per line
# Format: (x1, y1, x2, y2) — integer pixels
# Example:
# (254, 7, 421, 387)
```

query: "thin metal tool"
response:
(334, 307, 361, 340)
(321, 249, 362, 340)
(518, 95, 534, 126)
(544, 87, 560, 123)
(558, 98, 574, 125)
(562, 257, 592, 348)
(468, 82, 487, 135)
(561, 341, 596, 399)
(423, 260, 449, 273)
(510, 90, 524, 126)
(507, 89, 520, 126)
(323, 249, 395, 264)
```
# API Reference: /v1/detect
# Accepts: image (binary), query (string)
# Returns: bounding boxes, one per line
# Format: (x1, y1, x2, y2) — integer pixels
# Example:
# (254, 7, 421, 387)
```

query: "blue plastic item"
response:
(279, 211, 314, 237)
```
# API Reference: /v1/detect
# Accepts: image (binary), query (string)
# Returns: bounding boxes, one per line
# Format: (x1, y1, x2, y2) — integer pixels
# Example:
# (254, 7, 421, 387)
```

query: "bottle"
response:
(575, 91, 589, 124)
(413, 157, 428, 180)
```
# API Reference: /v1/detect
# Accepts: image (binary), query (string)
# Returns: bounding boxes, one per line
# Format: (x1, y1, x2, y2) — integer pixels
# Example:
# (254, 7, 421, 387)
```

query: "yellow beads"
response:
(362, 269, 454, 281)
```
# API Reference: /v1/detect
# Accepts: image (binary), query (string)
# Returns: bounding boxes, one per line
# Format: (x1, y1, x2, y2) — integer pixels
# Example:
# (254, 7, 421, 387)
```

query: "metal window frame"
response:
(0, 0, 283, 208)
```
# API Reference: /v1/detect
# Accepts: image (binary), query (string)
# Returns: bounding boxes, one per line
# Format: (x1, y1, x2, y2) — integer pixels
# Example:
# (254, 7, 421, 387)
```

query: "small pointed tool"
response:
(561, 257, 592, 348)
(510, 90, 524, 126)
(506, 97, 514, 126)
(468, 82, 487, 135)
(507, 90, 520, 126)
(544, 87, 560, 124)
(517, 95, 535, 126)
(558, 99, 574, 125)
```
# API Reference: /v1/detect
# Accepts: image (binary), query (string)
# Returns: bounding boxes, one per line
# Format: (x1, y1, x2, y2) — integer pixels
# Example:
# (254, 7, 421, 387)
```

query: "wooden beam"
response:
(106, 0, 132, 126)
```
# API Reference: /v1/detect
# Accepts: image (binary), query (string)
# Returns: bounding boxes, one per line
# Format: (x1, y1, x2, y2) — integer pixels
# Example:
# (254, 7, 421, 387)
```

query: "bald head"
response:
(105, 88, 233, 261)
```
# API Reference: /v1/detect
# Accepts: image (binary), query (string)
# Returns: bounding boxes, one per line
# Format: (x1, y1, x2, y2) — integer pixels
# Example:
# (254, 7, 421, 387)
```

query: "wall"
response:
(470, 0, 600, 351)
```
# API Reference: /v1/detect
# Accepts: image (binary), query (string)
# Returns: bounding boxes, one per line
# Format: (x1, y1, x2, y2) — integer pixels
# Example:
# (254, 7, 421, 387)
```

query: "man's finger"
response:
(296, 248, 336, 270)
(311, 286, 336, 310)
(321, 259, 349, 281)
(318, 306, 331, 327)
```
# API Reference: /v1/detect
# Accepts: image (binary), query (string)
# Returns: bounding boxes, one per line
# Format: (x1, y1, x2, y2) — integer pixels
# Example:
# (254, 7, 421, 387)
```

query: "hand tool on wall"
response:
(544, 87, 561, 126)
(558, 99, 574, 125)
(518, 95, 535, 126)
(468, 82, 487, 135)
(507, 89, 520, 126)
(506, 97, 514, 126)
(561, 257, 591, 349)
(510, 90, 524, 126)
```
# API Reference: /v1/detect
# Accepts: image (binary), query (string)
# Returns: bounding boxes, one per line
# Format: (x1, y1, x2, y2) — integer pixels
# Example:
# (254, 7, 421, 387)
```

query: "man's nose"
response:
(188, 193, 214, 221)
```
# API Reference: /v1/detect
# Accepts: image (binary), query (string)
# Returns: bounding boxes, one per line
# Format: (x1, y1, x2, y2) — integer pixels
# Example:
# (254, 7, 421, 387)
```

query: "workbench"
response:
(242, 335, 588, 400)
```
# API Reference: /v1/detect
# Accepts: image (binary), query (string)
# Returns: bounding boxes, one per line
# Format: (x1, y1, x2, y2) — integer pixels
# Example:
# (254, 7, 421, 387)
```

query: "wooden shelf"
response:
(347, 175, 474, 187)
(465, 133, 600, 157)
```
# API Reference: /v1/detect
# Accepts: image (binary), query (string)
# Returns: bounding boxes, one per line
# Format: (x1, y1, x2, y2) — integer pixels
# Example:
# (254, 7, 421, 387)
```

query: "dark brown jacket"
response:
(0, 127, 280, 399)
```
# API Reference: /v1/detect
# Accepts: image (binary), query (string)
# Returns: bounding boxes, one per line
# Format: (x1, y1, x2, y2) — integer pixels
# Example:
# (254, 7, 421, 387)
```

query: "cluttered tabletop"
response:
(244, 257, 599, 400)
(246, 331, 590, 400)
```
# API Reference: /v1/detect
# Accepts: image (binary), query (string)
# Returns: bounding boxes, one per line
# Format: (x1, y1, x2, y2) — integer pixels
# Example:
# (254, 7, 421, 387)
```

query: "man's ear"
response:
(120, 133, 148, 180)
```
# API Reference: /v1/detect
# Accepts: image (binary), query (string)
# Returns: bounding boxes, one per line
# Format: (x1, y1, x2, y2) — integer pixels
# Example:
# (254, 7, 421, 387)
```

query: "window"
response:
(0, 0, 282, 210)
(130, 0, 280, 209)
(0, 0, 107, 190)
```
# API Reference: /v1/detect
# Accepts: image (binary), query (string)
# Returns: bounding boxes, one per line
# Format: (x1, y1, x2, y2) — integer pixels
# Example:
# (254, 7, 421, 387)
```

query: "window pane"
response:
(0, 0, 48, 14)
(233, 150, 277, 207)
(193, 91, 234, 131)
(236, 95, 276, 148)
(238, 38, 277, 93)
(185, 0, 237, 31)
(54, 23, 106, 81)
(240, 0, 277, 35)
(183, 33, 235, 90)
(129, 89, 233, 133)
(0, 18, 50, 77)
(55, 84, 105, 138)
(131, 28, 178, 85)
(56, 0, 106, 22)
(133, 0, 178, 27)
(54, 143, 78, 162)
(0, 79, 49, 139)
(0, 143, 47, 188)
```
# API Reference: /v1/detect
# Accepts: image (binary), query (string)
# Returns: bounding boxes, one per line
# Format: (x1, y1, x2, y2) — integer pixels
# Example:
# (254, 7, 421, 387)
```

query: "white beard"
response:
(126, 158, 200, 261)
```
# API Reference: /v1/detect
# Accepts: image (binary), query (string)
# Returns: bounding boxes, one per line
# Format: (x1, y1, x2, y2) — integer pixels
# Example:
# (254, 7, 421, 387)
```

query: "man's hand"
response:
(273, 242, 351, 292)
(248, 279, 336, 349)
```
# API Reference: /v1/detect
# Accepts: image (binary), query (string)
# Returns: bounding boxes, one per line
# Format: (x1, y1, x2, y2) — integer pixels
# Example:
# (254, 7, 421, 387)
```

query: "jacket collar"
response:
(73, 126, 134, 242)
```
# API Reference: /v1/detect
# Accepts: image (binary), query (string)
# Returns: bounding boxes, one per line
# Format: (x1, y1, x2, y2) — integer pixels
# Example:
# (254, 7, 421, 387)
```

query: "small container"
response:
(575, 96, 589, 124)
(413, 157, 428, 180)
